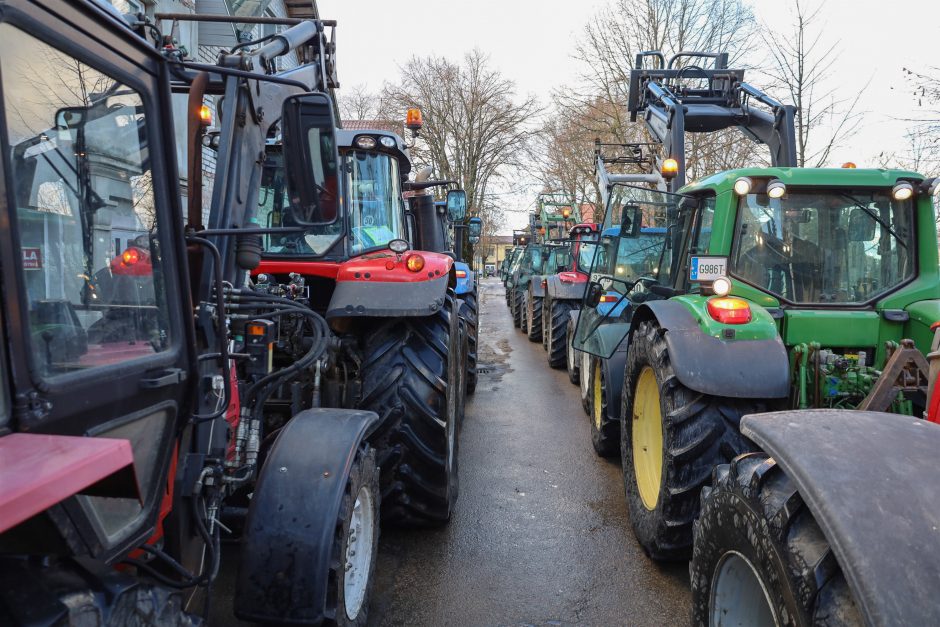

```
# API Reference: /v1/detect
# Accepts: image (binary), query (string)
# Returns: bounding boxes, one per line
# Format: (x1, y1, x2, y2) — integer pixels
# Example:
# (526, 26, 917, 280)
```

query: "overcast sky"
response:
(319, 0, 939, 231)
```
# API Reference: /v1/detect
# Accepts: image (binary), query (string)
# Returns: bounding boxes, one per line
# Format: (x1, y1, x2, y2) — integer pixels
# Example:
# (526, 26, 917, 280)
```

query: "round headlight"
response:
(892, 181, 914, 201)
(766, 179, 787, 199)
(712, 276, 732, 297)
(379, 136, 396, 148)
(389, 238, 409, 253)
(733, 177, 752, 196)
(355, 135, 377, 150)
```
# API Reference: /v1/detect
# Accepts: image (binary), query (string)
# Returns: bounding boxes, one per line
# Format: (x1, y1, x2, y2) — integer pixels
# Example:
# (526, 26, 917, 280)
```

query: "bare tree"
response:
(543, 0, 760, 205)
(761, 0, 865, 167)
(382, 50, 541, 255)
(337, 83, 386, 122)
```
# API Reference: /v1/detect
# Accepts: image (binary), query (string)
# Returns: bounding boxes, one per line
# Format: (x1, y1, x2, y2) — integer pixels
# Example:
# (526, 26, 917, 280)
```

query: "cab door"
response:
(0, 0, 195, 561)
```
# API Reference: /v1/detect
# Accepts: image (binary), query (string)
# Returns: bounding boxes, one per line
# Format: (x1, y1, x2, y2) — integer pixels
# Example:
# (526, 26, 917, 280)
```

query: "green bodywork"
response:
(537, 194, 580, 242)
(576, 167, 940, 413)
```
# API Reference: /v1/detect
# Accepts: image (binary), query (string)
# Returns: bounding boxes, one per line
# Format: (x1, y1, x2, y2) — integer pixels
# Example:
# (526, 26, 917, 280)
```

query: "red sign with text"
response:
(22, 248, 42, 269)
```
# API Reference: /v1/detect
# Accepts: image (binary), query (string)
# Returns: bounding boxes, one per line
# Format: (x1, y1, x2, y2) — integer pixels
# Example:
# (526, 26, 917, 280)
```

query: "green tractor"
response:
(575, 50, 940, 624)
(524, 242, 572, 343)
(507, 242, 544, 330)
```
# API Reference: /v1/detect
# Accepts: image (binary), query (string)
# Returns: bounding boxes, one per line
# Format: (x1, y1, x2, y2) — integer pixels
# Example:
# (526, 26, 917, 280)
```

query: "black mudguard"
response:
(235, 408, 379, 624)
(632, 301, 789, 399)
(530, 276, 546, 298)
(546, 274, 587, 302)
(602, 344, 628, 419)
(742, 410, 940, 626)
(326, 274, 449, 318)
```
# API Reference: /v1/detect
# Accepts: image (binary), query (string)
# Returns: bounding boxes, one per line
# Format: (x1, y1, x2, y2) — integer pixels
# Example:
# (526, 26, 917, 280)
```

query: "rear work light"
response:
(405, 254, 425, 272)
(122, 248, 140, 265)
(707, 297, 752, 325)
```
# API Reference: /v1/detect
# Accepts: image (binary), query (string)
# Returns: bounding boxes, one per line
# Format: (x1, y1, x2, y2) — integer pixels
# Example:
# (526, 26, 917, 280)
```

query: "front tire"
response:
(691, 453, 861, 626)
(621, 319, 764, 559)
(526, 294, 543, 342)
(359, 295, 461, 526)
(566, 316, 580, 385)
(458, 291, 479, 395)
(589, 358, 619, 457)
(547, 300, 574, 368)
(329, 446, 380, 626)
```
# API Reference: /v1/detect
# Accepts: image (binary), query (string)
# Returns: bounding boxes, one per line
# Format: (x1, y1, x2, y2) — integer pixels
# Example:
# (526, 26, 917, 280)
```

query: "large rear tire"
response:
(621, 319, 766, 559)
(547, 300, 574, 368)
(359, 295, 460, 526)
(512, 289, 523, 328)
(691, 453, 862, 626)
(566, 316, 580, 385)
(327, 446, 380, 626)
(458, 291, 478, 395)
(526, 294, 543, 342)
(589, 358, 619, 457)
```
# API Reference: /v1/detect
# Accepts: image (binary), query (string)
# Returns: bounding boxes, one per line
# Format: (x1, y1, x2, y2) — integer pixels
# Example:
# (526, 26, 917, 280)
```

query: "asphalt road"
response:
(208, 277, 690, 625)
(367, 277, 690, 626)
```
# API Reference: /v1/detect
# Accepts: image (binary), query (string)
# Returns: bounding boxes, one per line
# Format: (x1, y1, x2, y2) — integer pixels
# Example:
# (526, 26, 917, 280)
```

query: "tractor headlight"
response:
(766, 179, 787, 199)
(733, 177, 752, 196)
(892, 181, 914, 201)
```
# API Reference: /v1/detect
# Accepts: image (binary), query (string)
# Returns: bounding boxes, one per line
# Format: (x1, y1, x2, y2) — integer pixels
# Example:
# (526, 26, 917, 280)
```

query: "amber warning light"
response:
(405, 108, 423, 131)
(199, 104, 212, 126)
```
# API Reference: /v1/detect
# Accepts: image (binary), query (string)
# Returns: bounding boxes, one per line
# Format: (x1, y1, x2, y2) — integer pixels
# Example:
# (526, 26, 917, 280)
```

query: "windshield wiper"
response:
(839, 193, 908, 249)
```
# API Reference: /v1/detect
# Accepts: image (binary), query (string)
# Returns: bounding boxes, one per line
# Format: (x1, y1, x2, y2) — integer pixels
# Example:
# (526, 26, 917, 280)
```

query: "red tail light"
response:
(122, 248, 140, 266)
(455, 270, 467, 278)
(599, 294, 619, 303)
(541, 279, 547, 289)
(706, 297, 752, 325)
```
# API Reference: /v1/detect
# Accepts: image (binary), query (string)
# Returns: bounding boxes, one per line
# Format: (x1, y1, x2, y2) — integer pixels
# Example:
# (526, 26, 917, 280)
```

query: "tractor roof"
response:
(682, 167, 925, 195)
(336, 128, 412, 177)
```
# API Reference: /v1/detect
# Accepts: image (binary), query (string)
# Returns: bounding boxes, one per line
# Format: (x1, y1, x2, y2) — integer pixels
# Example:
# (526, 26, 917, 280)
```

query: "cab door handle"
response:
(140, 368, 187, 389)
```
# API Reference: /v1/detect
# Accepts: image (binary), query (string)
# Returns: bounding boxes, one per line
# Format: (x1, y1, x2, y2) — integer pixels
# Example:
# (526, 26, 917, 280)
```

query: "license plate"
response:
(689, 256, 727, 282)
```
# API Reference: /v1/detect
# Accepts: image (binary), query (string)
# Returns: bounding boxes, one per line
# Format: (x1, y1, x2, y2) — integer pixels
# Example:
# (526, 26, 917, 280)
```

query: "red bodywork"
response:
(257, 250, 454, 284)
(567, 223, 598, 281)
(0, 433, 137, 534)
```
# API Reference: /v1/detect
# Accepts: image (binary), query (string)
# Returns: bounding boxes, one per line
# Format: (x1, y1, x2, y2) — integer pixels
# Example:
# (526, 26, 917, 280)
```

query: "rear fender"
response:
(530, 275, 546, 298)
(741, 410, 940, 626)
(235, 408, 379, 624)
(630, 300, 789, 399)
(326, 251, 453, 318)
(601, 347, 628, 420)
(546, 274, 587, 301)
(453, 261, 473, 295)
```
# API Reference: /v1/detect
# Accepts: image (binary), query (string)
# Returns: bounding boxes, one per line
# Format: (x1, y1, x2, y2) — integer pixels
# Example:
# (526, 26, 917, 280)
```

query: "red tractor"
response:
(254, 124, 465, 527)
(540, 223, 598, 382)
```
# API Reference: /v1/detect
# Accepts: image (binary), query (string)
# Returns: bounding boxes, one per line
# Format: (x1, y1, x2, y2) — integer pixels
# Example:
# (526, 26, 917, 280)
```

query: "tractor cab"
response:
(258, 128, 410, 261)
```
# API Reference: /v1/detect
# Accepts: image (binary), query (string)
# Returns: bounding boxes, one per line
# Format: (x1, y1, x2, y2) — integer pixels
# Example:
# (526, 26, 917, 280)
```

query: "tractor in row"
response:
(572, 50, 940, 624)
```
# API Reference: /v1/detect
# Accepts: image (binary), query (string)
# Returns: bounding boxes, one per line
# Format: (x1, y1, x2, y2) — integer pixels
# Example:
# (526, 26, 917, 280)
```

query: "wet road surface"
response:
(208, 277, 690, 625)
(368, 278, 690, 625)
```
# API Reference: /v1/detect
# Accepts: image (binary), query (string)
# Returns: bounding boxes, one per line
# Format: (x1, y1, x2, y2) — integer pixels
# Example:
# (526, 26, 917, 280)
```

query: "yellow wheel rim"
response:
(593, 361, 603, 430)
(632, 366, 663, 511)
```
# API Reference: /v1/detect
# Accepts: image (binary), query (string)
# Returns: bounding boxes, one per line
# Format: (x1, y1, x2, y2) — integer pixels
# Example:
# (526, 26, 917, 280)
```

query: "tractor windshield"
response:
(732, 189, 915, 304)
(258, 148, 343, 256)
(346, 151, 405, 254)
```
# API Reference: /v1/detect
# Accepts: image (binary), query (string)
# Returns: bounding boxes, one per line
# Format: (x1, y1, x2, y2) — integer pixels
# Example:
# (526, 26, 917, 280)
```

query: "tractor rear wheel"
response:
(458, 291, 478, 395)
(691, 453, 861, 626)
(520, 294, 529, 334)
(589, 358, 619, 457)
(621, 319, 765, 559)
(359, 295, 461, 526)
(541, 298, 550, 350)
(327, 445, 380, 626)
(566, 316, 580, 385)
(527, 294, 543, 342)
(547, 300, 574, 368)
(512, 289, 523, 328)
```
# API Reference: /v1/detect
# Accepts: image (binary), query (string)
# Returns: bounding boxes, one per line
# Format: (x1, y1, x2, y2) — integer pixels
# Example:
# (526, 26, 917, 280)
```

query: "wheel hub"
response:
(710, 551, 778, 626)
(344, 485, 375, 620)
(632, 366, 664, 511)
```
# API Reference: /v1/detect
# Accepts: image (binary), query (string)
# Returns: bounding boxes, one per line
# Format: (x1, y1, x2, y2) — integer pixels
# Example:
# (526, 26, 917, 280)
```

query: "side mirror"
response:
(281, 92, 340, 225)
(468, 216, 483, 237)
(469, 235, 480, 245)
(619, 203, 642, 238)
(446, 189, 468, 222)
(586, 282, 604, 307)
